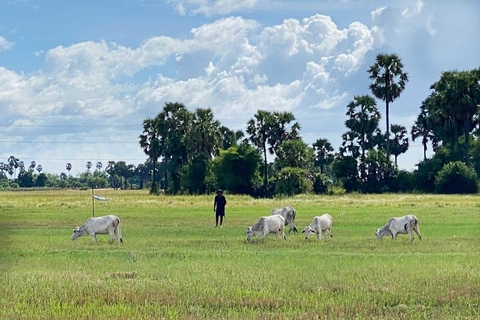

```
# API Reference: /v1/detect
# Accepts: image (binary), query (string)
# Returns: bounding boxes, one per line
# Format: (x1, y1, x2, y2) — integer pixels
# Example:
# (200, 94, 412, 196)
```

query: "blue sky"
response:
(1, 0, 479, 175)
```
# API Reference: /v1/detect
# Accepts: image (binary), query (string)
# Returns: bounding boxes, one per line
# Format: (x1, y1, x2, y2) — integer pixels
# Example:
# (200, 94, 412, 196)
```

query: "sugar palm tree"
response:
(66, 163, 72, 176)
(312, 138, 334, 174)
(390, 124, 409, 166)
(368, 53, 408, 161)
(188, 108, 222, 158)
(247, 110, 274, 194)
(139, 118, 163, 194)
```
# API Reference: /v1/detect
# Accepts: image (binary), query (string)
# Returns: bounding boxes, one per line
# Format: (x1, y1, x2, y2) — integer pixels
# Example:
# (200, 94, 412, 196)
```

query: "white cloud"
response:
(0, 36, 14, 52)
(168, 0, 264, 16)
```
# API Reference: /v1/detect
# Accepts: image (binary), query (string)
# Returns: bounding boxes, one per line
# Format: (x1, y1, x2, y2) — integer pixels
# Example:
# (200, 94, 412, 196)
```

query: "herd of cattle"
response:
(71, 206, 422, 243)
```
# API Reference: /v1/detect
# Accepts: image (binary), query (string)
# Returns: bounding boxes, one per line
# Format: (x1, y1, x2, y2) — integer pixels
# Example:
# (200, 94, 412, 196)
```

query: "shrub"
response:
(435, 161, 478, 194)
(313, 173, 331, 194)
(275, 167, 312, 196)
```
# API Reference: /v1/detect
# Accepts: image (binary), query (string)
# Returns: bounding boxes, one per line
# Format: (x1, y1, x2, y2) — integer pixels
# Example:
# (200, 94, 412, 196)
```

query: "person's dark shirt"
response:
(214, 195, 226, 213)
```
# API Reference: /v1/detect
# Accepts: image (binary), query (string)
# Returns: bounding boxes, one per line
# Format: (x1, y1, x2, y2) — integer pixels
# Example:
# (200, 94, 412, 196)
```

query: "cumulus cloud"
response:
(0, 12, 385, 173)
(0, 36, 14, 52)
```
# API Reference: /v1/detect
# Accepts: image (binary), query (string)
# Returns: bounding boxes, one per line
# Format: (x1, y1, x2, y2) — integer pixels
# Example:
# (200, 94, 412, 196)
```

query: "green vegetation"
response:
(1, 190, 479, 319)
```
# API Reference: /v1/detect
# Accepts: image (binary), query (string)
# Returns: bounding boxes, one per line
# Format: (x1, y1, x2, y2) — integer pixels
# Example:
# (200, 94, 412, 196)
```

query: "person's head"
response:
(216, 189, 223, 195)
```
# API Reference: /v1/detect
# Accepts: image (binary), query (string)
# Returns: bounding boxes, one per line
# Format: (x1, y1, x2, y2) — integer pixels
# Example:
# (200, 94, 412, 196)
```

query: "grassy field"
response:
(0, 190, 479, 319)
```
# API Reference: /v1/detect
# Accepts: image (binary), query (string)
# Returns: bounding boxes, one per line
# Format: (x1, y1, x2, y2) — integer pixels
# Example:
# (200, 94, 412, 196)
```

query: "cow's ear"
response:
(301, 229, 305, 233)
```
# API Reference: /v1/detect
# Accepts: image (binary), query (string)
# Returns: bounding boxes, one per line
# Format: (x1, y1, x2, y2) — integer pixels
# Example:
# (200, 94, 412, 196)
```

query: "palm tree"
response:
(8, 156, 19, 179)
(66, 163, 72, 176)
(343, 95, 381, 160)
(139, 118, 163, 194)
(188, 108, 222, 158)
(368, 53, 409, 161)
(268, 111, 300, 154)
(312, 138, 335, 174)
(411, 109, 434, 160)
(247, 110, 274, 194)
(390, 124, 409, 166)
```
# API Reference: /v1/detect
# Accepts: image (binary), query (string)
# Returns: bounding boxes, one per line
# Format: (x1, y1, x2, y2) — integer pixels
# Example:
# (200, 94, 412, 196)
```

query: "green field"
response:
(1, 190, 479, 319)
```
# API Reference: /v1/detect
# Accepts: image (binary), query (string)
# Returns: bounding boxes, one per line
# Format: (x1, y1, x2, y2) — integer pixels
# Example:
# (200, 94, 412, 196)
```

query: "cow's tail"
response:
(114, 217, 123, 243)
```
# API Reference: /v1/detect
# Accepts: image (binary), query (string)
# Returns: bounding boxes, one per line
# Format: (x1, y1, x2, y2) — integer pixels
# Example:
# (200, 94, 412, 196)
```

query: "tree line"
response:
(2, 54, 479, 195)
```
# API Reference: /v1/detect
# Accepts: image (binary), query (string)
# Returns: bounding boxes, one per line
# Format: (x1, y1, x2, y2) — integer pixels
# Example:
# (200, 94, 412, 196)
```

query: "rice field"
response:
(0, 190, 479, 319)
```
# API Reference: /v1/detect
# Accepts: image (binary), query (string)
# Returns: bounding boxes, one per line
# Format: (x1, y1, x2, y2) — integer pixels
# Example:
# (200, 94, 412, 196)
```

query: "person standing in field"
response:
(214, 189, 227, 227)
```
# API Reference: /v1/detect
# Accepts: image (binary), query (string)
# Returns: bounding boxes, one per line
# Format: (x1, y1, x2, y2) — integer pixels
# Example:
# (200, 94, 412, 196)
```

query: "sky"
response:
(1, 0, 479, 176)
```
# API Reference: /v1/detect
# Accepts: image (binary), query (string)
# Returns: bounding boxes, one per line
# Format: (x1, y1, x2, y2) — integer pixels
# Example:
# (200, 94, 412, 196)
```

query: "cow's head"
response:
(71, 226, 86, 240)
(246, 227, 253, 241)
(375, 225, 389, 240)
(302, 227, 316, 239)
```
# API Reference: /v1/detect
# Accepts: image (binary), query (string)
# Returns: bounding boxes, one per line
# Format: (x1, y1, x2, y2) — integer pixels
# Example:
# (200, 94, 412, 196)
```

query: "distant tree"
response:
(275, 139, 314, 171)
(139, 117, 163, 194)
(411, 107, 435, 160)
(312, 138, 335, 174)
(66, 163, 72, 176)
(187, 108, 222, 158)
(341, 95, 381, 160)
(213, 143, 262, 195)
(435, 161, 478, 194)
(220, 126, 244, 150)
(8, 156, 19, 179)
(29, 161, 36, 173)
(35, 173, 47, 187)
(247, 110, 274, 194)
(268, 111, 300, 154)
(275, 167, 312, 196)
(17, 170, 34, 187)
(368, 53, 408, 161)
(390, 124, 409, 166)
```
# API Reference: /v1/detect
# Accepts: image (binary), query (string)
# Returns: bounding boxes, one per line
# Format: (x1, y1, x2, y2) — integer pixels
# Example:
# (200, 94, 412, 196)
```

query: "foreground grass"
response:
(0, 190, 479, 319)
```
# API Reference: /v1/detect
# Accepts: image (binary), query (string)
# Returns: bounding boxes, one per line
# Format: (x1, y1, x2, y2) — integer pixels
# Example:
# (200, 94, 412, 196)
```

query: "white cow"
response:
(71, 215, 123, 243)
(271, 206, 298, 233)
(302, 214, 333, 240)
(375, 214, 422, 241)
(246, 215, 286, 241)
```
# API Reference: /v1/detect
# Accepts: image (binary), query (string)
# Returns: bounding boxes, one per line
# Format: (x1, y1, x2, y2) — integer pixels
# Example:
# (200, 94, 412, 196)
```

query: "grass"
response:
(0, 190, 479, 319)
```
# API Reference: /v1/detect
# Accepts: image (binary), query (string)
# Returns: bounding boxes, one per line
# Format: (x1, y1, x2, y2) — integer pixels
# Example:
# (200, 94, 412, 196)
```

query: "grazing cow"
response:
(246, 215, 286, 241)
(71, 215, 123, 243)
(271, 206, 298, 233)
(375, 215, 422, 241)
(302, 214, 333, 240)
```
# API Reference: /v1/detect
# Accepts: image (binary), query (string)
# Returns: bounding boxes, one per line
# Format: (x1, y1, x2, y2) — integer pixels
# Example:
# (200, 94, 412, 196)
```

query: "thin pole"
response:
(92, 188, 95, 217)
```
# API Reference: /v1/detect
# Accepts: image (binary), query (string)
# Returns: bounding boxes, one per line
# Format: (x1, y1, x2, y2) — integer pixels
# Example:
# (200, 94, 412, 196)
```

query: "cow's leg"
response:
(282, 228, 286, 240)
(317, 229, 322, 240)
(108, 230, 116, 243)
(392, 232, 397, 240)
(327, 227, 333, 237)
(91, 233, 97, 242)
(414, 225, 422, 240)
(407, 230, 414, 240)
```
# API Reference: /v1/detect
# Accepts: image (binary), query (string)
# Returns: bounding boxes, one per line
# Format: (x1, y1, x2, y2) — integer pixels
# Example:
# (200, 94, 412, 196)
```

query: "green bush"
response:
(275, 167, 312, 196)
(435, 161, 478, 194)
(313, 173, 331, 194)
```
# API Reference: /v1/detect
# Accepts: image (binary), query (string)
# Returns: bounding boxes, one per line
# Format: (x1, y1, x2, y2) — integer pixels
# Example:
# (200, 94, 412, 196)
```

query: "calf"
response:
(71, 215, 123, 243)
(375, 214, 422, 241)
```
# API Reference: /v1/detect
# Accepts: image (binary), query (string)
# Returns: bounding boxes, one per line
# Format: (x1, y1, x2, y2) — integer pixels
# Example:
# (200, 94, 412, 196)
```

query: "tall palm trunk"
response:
(386, 100, 390, 160)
